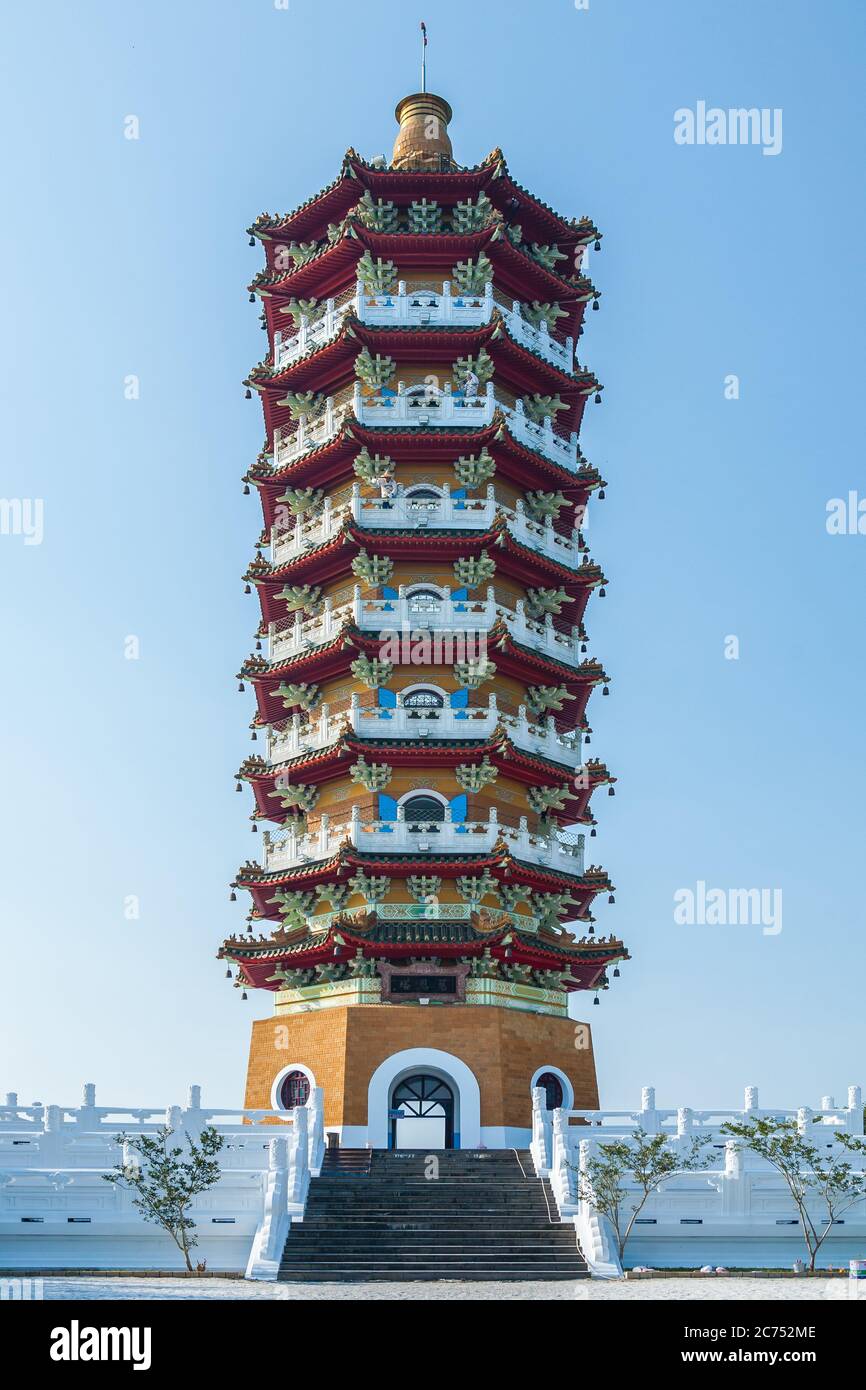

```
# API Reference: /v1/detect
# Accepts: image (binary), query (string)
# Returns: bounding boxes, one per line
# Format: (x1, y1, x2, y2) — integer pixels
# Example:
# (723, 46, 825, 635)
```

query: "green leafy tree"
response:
(721, 1116, 866, 1271)
(103, 1126, 224, 1273)
(574, 1130, 713, 1263)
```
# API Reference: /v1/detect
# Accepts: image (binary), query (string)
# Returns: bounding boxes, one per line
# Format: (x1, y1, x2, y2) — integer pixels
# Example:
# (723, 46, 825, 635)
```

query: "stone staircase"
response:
(278, 1148, 588, 1282)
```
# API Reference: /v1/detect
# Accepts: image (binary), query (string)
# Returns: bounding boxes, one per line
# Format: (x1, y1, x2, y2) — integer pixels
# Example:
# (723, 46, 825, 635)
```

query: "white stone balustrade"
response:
(502, 301, 576, 372)
(271, 381, 580, 471)
(499, 397, 580, 469)
(271, 485, 584, 569)
(358, 279, 494, 329)
(272, 398, 352, 468)
(352, 483, 497, 532)
(541, 1084, 866, 1276)
(353, 378, 496, 429)
(274, 296, 355, 369)
(260, 805, 585, 875)
(269, 587, 586, 667)
(271, 498, 352, 565)
(0, 1083, 325, 1279)
(266, 694, 583, 770)
(273, 281, 576, 374)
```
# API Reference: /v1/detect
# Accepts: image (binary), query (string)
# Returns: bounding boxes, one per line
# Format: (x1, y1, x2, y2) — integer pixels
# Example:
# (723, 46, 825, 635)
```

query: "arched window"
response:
(407, 588, 444, 622)
(279, 1070, 310, 1110)
(404, 486, 442, 500)
(537, 1072, 564, 1111)
(403, 687, 445, 711)
(403, 794, 446, 829)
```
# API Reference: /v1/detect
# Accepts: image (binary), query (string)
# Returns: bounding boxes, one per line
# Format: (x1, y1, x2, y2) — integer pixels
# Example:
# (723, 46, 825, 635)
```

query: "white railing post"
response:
(640, 1085, 659, 1135)
(307, 1086, 325, 1174)
(530, 1087, 552, 1174)
(551, 1108, 576, 1209)
(288, 1105, 309, 1204)
(847, 1086, 864, 1135)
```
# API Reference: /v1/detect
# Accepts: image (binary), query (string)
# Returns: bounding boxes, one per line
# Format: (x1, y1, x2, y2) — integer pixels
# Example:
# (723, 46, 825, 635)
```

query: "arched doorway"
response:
(536, 1071, 565, 1110)
(390, 1073, 455, 1149)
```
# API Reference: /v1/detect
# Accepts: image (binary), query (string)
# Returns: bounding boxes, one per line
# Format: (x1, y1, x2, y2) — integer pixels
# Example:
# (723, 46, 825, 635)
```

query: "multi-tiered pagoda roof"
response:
(221, 93, 627, 1013)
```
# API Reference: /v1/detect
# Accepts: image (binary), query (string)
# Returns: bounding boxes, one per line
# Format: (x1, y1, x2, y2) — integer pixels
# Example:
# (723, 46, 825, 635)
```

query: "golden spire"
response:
(391, 92, 455, 170)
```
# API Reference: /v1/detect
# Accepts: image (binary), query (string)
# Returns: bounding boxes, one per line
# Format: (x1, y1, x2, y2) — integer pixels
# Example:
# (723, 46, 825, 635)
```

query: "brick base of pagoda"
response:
(243, 1005, 599, 1148)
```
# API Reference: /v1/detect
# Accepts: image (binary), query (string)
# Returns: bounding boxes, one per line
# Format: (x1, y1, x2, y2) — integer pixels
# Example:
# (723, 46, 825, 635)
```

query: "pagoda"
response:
(219, 90, 629, 1149)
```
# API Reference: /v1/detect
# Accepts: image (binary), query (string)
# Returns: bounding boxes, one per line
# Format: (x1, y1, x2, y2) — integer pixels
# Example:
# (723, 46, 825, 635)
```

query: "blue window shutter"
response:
(449, 688, 469, 708)
(378, 794, 398, 821)
(381, 586, 398, 598)
(451, 587, 468, 601)
(449, 793, 467, 823)
(452, 487, 467, 498)
(377, 688, 397, 708)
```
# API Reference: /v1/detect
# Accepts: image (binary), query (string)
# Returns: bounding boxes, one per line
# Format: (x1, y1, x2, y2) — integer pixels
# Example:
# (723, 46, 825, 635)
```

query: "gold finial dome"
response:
(392, 92, 455, 170)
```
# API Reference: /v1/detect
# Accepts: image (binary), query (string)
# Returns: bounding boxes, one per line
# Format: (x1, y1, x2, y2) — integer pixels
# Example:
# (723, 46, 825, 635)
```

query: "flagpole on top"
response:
(420, 21, 427, 93)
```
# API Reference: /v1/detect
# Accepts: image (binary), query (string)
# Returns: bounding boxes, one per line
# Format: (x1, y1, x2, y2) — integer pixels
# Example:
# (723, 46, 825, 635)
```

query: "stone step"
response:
(279, 1148, 572, 1283)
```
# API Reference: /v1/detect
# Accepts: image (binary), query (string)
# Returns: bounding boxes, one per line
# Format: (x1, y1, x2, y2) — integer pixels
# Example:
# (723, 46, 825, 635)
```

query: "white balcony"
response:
(272, 399, 353, 468)
(353, 379, 496, 430)
(266, 693, 585, 768)
(272, 382, 579, 472)
(268, 587, 585, 667)
(273, 280, 577, 374)
(271, 485, 584, 569)
(260, 805, 585, 876)
(359, 280, 495, 330)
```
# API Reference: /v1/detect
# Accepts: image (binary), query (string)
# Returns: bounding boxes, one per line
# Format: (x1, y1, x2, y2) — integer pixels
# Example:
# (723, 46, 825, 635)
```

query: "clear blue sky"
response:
(1, 0, 864, 1114)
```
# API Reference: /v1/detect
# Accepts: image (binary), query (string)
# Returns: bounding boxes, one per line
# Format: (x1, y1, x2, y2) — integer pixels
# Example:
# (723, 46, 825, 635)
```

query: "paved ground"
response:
(35, 1276, 850, 1301)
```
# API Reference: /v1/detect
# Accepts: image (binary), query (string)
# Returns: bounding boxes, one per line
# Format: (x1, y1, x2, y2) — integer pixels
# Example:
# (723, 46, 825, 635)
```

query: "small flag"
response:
(421, 21, 427, 46)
